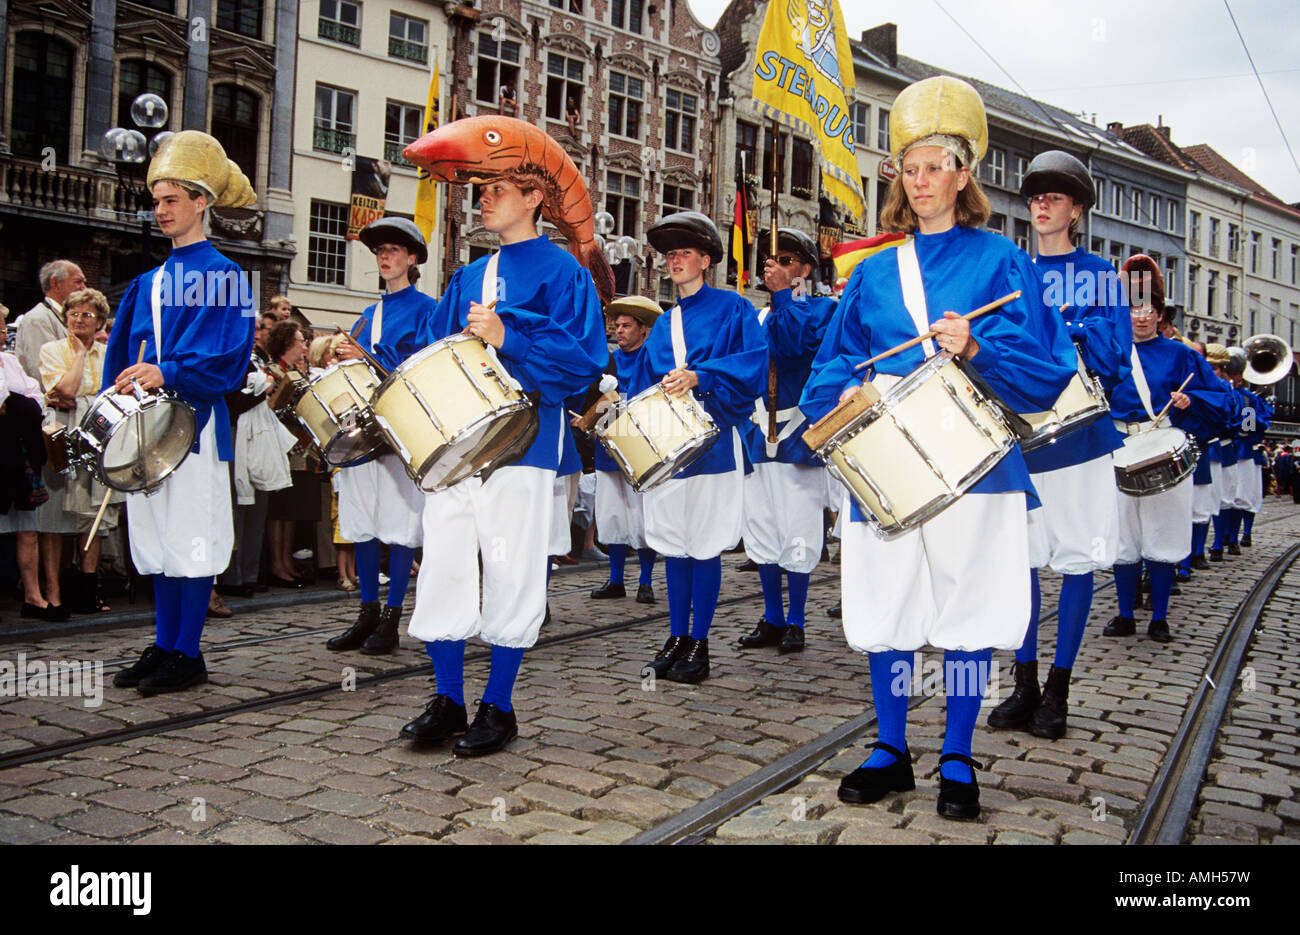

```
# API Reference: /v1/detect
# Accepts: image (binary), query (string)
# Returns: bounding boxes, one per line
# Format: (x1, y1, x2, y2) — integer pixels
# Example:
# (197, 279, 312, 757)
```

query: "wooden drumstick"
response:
(335, 326, 389, 378)
(84, 340, 147, 551)
(1142, 373, 1195, 434)
(854, 291, 1022, 371)
(461, 300, 498, 335)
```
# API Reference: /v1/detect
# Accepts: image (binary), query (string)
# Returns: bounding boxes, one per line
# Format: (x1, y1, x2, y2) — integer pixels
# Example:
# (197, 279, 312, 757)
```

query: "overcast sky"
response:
(687, 0, 1300, 203)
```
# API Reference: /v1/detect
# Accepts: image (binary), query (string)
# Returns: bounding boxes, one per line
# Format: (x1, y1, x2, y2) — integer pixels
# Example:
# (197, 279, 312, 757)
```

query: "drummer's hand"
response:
(931, 312, 979, 360)
(466, 302, 505, 348)
(663, 368, 698, 397)
(1171, 391, 1191, 410)
(115, 363, 164, 392)
(762, 258, 793, 293)
(335, 341, 363, 361)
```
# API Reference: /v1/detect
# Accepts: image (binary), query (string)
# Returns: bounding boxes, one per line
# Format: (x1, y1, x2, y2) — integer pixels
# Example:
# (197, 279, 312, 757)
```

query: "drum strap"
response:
(669, 304, 688, 370)
(371, 298, 383, 349)
(896, 238, 937, 357)
(1128, 346, 1160, 422)
(482, 252, 500, 306)
(150, 267, 165, 362)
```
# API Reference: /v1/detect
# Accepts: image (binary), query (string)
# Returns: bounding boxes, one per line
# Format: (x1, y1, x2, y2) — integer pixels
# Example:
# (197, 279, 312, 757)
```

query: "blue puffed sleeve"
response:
(799, 263, 873, 425)
(1036, 249, 1133, 391)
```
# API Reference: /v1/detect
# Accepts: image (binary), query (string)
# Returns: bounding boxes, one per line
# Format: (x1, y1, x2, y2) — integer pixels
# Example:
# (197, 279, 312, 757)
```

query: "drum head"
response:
(100, 397, 197, 492)
(322, 427, 386, 467)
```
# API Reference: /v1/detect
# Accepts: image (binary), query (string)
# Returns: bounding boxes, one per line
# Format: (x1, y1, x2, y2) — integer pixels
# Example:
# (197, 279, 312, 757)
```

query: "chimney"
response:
(862, 23, 897, 68)
(1107, 120, 1124, 135)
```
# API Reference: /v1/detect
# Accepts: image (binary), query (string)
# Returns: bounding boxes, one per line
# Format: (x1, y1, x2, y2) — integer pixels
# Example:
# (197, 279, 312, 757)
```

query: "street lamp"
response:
(100, 93, 172, 274)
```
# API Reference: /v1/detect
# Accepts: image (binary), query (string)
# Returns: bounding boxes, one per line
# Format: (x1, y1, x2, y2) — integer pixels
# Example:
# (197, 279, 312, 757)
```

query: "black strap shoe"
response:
(737, 618, 784, 649)
(1227, 543, 1242, 555)
(777, 624, 805, 653)
(827, 600, 842, 620)
(401, 694, 469, 745)
(1028, 665, 1070, 739)
(837, 742, 915, 804)
(737, 559, 759, 572)
(644, 635, 688, 678)
(360, 605, 402, 655)
(590, 581, 626, 599)
(666, 637, 709, 683)
(138, 650, 208, 696)
(327, 601, 381, 652)
(113, 644, 169, 688)
(635, 583, 656, 604)
(452, 702, 518, 757)
(1147, 618, 1173, 643)
(1191, 554, 1211, 570)
(1241, 534, 1253, 547)
(1209, 549, 1224, 562)
(987, 659, 1040, 730)
(1103, 615, 1136, 637)
(935, 753, 983, 820)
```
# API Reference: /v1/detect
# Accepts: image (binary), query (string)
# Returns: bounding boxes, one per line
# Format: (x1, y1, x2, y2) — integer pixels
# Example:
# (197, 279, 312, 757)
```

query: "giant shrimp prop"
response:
(403, 116, 615, 307)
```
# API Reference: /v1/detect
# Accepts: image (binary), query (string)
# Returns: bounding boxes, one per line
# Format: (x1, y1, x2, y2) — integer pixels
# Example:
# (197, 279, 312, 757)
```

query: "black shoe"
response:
(935, 754, 983, 820)
(544, 604, 552, 627)
(987, 659, 1040, 730)
(644, 635, 688, 678)
(1227, 543, 1242, 556)
(837, 742, 915, 804)
(590, 581, 626, 599)
(737, 618, 784, 649)
(327, 601, 380, 652)
(666, 637, 709, 683)
(113, 644, 169, 688)
(1176, 567, 1192, 581)
(827, 600, 842, 620)
(1147, 618, 1173, 643)
(635, 583, 655, 604)
(270, 575, 304, 589)
(360, 605, 402, 655)
(20, 601, 70, 622)
(452, 702, 518, 757)
(1241, 535, 1253, 547)
(215, 583, 255, 599)
(737, 559, 759, 572)
(401, 694, 469, 745)
(1028, 665, 1071, 740)
(138, 650, 208, 696)
(1191, 555, 1211, 570)
(1209, 549, 1224, 562)
(1103, 615, 1135, 636)
(1170, 582, 1182, 595)
(778, 624, 806, 654)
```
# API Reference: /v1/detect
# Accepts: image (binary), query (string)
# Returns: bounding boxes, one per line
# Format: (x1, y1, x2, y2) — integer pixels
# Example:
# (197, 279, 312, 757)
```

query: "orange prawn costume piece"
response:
(403, 116, 615, 307)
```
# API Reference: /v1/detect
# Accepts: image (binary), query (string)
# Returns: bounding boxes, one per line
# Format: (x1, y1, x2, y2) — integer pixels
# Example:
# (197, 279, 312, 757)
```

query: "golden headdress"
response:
(146, 130, 256, 208)
(889, 76, 988, 169)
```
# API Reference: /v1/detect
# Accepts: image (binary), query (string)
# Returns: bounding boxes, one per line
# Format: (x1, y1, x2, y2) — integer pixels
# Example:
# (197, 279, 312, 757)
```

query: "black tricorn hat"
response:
(1020, 150, 1095, 209)
(759, 228, 820, 268)
(358, 217, 429, 264)
(647, 211, 724, 263)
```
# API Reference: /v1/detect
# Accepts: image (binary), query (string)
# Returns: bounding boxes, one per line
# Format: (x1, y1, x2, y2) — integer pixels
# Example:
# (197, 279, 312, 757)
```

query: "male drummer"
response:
(1103, 256, 1233, 645)
(107, 131, 256, 694)
(324, 217, 432, 655)
(590, 295, 661, 603)
(399, 178, 607, 755)
(986, 152, 1130, 739)
(1229, 352, 1272, 549)
(737, 229, 835, 655)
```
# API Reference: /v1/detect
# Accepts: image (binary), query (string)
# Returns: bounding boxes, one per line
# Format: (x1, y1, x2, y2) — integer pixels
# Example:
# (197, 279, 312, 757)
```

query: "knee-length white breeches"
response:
(742, 461, 824, 573)
(595, 470, 647, 548)
(1026, 453, 1119, 574)
(337, 453, 424, 548)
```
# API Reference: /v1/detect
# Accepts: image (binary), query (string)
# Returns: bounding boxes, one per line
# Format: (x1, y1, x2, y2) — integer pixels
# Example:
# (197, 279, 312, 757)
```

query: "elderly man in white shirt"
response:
(15, 260, 85, 382)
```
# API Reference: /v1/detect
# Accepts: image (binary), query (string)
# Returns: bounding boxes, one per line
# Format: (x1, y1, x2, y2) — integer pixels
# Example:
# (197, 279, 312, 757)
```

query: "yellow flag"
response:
(413, 53, 440, 241)
(752, 1, 865, 222)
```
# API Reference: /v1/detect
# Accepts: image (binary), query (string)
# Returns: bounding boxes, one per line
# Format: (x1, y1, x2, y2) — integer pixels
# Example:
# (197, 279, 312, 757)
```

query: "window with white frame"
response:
(876, 107, 889, 151)
(1013, 156, 1027, 191)
(385, 100, 422, 165)
(1188, 264, 1198, 312)
(1250, 231, 1261, 274)
(313, 84, 355, 154)
(608, 71, 644, 140)
(1111, 182, 1124, 218)
(988, 148, 1005, 188)
(1167, 200, 1178, 233)
(1189, 211, 1201, 252)
(389, 13, 427, 64)
(476, 34, 521, 105)
(606, 171, 641, 293)
(851, 102, 869, 149)
(546, 54, 585, 121)
(1229, 223, 1241, 262)
(1272, 238, 1281, 279)
(318, 0, 360, 46)
(1209, 217, 1220, 256)
(1014, 218, 1029, 252)
(1150, 193, 1160, 228)
(665, 88, 697, 154)
(663, 183, 694, 214)
(308, 200, 348, 285)
(1131, 188, 1142, 222)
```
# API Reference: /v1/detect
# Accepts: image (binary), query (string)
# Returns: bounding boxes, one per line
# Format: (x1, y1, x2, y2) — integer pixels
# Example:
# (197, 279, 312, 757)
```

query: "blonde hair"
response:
(308, 334, 342, 370)
(64, 288, 111, 323)
(880, 172, 992, 234)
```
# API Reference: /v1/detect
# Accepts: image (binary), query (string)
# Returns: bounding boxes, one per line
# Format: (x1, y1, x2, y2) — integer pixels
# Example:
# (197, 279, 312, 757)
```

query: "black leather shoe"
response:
(987, 659, 1040, 730)
(138, 650, 208, 696)
(737, 618, 784, 649)
(21, 601, 70, 622)
(270, 575, 304, 589)
(215, 583, 255, 598)
(452, 702, 518, 757)
(666, 637, 709, 683)
(635, 584, 655, 604)
(113, 644, 169, 688)
(1170, 582, 1182, 595)
(935, 753, 983, 820)
(1191, 555, 1211, 570)
(837, 742, 914, 804)
(360, 605, 401, 654)
(401, 694, 468, 745)
(590, 581, 626, 599)
(1028, 665, 1071, 739)
(738, 559, 759, 572)
(1241, 535, 1253, 547)
(827, 600, 842, 619)
(778, 625, 805, 653)
(1147, 618, 1173, 643)
(644, 635, 688, 678)
(1103, 615, 1135, 637)
(1209, 549, 1224, 562)
(327, 601, 380, 651)
(1227, 543, 1242, 556)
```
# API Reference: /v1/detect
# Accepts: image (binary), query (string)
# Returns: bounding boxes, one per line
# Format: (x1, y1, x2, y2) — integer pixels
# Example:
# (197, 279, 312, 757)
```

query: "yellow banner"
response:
(413, 53, 440, 241)
(752, 0, 865, 222)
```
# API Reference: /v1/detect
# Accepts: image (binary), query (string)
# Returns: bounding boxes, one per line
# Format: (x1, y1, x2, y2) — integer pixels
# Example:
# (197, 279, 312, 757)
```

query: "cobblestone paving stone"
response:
(2, 504, 1297, 844)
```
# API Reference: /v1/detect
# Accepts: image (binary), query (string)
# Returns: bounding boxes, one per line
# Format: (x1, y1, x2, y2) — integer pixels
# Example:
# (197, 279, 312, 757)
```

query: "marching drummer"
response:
(737, 228, 836, 656)
(1103, 256, 1233, 645)
(324, 217, 431, 655)
(1229, 351, 1272, 549)
(800, 77, 1077, 820)
(986, 151, 1131, 740)
(1189, 344, 1239, 570)
(631, 211, 766, 684)
(106, 131, 256, 695)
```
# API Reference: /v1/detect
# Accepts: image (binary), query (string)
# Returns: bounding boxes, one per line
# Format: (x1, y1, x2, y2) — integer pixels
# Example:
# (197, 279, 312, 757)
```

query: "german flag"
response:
(832, 232, 907, 282)
(732, 168, 753, 293)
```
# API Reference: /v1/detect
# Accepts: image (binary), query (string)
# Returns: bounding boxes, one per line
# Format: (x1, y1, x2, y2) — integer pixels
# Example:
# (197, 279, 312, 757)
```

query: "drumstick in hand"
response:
(336, 327, 389, 378)
(84, 341, 148, 551)
(854, 291, 1022, 371)
(1142, 374, 1195, 434)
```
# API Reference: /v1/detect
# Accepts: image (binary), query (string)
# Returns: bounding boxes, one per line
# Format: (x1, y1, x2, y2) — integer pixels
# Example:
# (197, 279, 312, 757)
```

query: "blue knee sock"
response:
(606, 544, 628, 584)
(689, 556, 722, 640)
(1212, 512, 1226, 550)
(174, 576, 212, 658)
(1243, 511, 1255, 536)
(482, 644, 526, 712)
(1192, 522, 1209, 559)
(1178, 553, 1191, 575)
(637, 549, 656, 587)
(1226, 508, 1242, 545)
(152, 575, 183, 651)
(424, 639, 466, 706)
(1016, 569, 1041, 664)
(941, 648, 993, 781)
(664, 557, 691, 637)
(864, 650, 912, 768)
(386, 545, 415, 607)
(786, 571, 810, 629)
(1054, 573, 1094, 669)
(1148, 561, 1175, 621)
(355, 538, 381, 603)
(758, 563, 785, 627)
(1113, 562, 1141, 619)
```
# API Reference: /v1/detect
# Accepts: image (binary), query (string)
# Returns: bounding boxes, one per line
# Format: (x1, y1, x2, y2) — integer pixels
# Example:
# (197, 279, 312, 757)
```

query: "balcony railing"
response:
(2, 158, 105, 216)
(385, 140, 414, 168)
(388, 36, 427, 64)
(319, 19, 360, 46)
(314, 126, 355, 154)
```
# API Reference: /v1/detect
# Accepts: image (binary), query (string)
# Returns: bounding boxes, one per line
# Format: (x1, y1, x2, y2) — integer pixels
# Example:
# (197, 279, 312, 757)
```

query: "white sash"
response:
(896, 237, 936, 356)
(150, 267, 165, 361)
(371, 297, 383, 349)
(750, 305, 805, 457)
(482, 251, 499, 305)
(1128, 345, 1160, 422)
(670, 303, 687, 369)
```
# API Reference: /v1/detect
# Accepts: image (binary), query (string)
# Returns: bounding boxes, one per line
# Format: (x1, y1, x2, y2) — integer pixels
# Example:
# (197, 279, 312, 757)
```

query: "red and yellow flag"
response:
(832, 232, 906, 281)
(732, 168, 753, 293)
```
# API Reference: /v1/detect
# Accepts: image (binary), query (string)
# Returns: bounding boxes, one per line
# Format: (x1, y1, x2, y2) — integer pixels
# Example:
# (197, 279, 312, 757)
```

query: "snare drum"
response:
(370, 334, 536, 492)
(292, 361, 384, 466)
(595, 384, 719, 492)
(1020, 357, 1110, 452)
(802, 354, 1020, 539)
(72, 387, 197, 493)
(1113, 426, 1198, 496)
(42, 423, 71, 474)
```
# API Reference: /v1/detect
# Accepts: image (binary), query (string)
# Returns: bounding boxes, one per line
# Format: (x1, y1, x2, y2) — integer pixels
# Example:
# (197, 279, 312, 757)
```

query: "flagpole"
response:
(442, 90, 457, 289)
(766, 118, 781, 445)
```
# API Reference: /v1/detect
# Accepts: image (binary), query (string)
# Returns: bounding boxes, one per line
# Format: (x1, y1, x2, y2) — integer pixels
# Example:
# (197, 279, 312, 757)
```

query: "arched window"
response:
(12, 32, 74, 161)
(211, 85, 260, 185)
(118, 59, 173, 130)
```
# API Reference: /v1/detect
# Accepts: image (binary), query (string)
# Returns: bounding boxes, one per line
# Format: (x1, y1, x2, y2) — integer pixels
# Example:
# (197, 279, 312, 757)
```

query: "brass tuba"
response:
(1242, 333, 1294, 386)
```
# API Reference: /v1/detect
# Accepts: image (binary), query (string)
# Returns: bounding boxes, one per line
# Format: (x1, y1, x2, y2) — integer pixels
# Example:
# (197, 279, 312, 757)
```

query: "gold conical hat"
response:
(146, 130, 256, 207)
(216, 160, 257, 208)
(889, 76, 988, 168)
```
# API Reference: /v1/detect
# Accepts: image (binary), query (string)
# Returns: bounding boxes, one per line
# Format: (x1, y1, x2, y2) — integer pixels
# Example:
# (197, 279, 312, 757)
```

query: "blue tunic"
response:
(1109, 336, 1234, 440)
(1023, 248, 1130, 473)
(418, 236, 608, 471)
(740, 290, 837, 466)
(356, 282, 437, 371)
(593, 344, 645, 473)
(800, 226, 1078, 513)
(104, 240, 255, 461)
(628, 283, 767, 477)
(1234, 387, 1272, 462)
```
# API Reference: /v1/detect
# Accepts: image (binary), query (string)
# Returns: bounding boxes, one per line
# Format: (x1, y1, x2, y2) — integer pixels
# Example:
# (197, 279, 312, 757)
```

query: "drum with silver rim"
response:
(596, 384, 719, 492)
(72, 386, 197, 493)
(1019, 355, 1110, 452)
(1112, 426, 1197, 496)
(291, 360, 385, 466)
